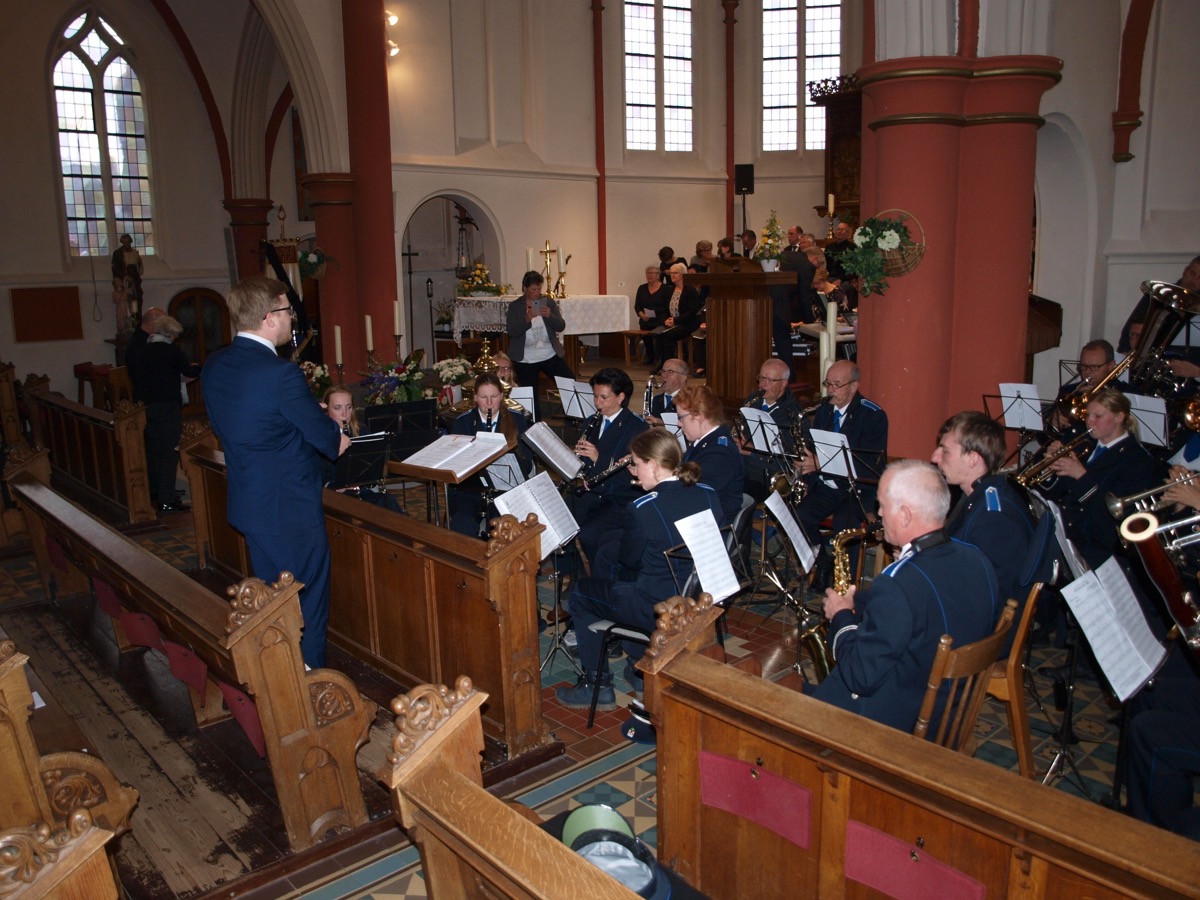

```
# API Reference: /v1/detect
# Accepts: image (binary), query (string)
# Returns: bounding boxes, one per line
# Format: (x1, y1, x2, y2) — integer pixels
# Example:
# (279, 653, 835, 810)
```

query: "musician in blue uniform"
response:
(557, 428, 723, 710)
(1039, 389, 1159, 569)
(933, 411, 1035, 651)
(737, 357, 802, 502)
(811, 460, 1001, 734)
(645, 358, 688, 423)
(568, 367, 649, 572)
(447, 373, 533, 537)
(673, 384, 744, 527)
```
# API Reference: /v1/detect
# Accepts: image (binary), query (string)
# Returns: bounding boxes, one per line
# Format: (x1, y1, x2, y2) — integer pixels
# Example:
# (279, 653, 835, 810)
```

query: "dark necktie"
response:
(834, 410, 844, 433)
(664, 396, 673, 411)
(1089, 443, 1107, 464)
(599, 418, 608, 438)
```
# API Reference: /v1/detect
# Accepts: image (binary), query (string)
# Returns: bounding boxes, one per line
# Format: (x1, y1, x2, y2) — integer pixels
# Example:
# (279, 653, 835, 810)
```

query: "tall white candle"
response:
(827, 193, 835, 216)
(393, 300, 401, 334)
(365, 315, 373, 352)
(334, 325, 343, 365)
(526, 248, 533, 272)
(557, 247, 564, 272)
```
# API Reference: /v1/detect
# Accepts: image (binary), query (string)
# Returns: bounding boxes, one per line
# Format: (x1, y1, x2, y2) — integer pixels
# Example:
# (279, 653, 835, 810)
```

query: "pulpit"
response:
(685, 262, 796, 410)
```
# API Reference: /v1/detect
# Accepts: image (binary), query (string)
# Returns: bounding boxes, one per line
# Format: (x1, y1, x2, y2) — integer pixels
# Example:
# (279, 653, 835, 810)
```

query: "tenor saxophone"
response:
(801, 522, 882, 683)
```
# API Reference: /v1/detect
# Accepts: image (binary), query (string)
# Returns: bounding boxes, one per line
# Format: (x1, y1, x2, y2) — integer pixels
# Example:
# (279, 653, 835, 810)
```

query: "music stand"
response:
(554, 377, 595, 422)
(328, 432, 390, 489)
(365, 398, 440, 517)
(987, 384, 1045, 468)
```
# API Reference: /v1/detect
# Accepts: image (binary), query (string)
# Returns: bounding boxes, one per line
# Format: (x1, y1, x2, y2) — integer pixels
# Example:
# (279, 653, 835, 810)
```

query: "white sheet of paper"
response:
(1061, 558, 1166, 702)
(508, 386, 536, 421)
(1127, 393, 1168, 447)
(765, 491, 816, 572)
(675, 509, 740, 602)
(494, 471, 580, 559)
(485, 453, 525, 492)
(739, 407, 784, 454)
(998, 383, 1045, 431)
(521, 421, 584, 481)
(554, 376, 595, 419)
(1041, 496, 1089, 579)
(809, 428, 855, 479)
(659, 412, 686, 450)
(31, 690, 45, 710)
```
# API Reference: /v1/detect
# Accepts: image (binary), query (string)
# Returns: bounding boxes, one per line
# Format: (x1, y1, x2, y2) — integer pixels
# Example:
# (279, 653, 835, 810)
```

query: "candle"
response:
(557, 247, 564, 272)
(365, 315, 373, 352)
(334, 325, 343, 365)
(828, 193, 835, 216)
(393, 300, 401, 334)
(526, 248, 533, 272)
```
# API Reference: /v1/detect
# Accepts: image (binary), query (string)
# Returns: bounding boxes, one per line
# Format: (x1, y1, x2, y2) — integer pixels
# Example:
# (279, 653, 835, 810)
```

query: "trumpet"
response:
(1013, 431, 1090, 488)
(1107, 470, 1200, 519)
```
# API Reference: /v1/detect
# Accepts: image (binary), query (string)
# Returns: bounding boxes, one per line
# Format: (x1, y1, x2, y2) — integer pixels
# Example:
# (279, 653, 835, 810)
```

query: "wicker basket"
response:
(877, 208, 925, 278)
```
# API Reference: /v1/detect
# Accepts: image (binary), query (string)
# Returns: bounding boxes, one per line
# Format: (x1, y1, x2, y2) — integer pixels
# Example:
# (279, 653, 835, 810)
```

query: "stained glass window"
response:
(624, 1, 693, 152)
(762, 1, 841, 152)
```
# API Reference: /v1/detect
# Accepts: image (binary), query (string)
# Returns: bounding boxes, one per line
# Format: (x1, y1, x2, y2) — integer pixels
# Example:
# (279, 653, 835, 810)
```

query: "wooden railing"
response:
(22, 377, 154, 524)
(182, 427, 555, 766)
(10, 473, 375, 852)
(641, 595, 1200, 899)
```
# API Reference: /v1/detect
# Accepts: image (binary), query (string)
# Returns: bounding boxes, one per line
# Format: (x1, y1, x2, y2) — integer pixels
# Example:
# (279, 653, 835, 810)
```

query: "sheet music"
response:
(765, 491, 816, 572)
(1061, 558, 1166, 702)
(676, 509, 740, 602)
(510, 386, 536, 421)
(494, 471, 580, 559)
(740, 407, 784, 454)
(1042, 496, 1089, 579)
(485, 453, 525, 492)
(659, 412, 686, 450)
(402, 431, 508, 478)
(1127, 394, 1168, 447)
(998, 383, 1045, 431)
(554, 377, 596, 419)
(522, 421, 584, 480)
(809, 428, 855, 479)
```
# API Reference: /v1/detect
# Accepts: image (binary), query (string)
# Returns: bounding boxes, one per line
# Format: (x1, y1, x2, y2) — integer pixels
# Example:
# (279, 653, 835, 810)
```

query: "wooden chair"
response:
(913, 599, 1017, 753)
(985, 584, 1043, 778)
(106, 366, 132, 406)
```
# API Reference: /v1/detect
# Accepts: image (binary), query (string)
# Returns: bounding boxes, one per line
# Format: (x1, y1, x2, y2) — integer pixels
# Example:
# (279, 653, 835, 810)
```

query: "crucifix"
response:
(401, 240, 420, 355)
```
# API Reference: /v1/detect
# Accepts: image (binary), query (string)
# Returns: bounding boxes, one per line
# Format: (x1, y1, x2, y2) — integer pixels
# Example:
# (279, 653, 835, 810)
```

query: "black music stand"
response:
(328, 433, 390, 490)
(984, 387, 1045, 469)
(1039, 607, 1095, 799)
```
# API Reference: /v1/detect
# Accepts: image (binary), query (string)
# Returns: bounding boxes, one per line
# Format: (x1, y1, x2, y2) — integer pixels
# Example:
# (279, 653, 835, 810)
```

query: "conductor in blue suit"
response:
(811, 460, 1000, 734)
(201, 277, 350, 668)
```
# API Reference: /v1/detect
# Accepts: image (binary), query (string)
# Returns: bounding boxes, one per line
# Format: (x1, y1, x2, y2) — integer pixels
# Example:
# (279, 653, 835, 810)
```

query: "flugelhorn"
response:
(1013, 431, 1090, 488)
(1107, 470, 1200, 519)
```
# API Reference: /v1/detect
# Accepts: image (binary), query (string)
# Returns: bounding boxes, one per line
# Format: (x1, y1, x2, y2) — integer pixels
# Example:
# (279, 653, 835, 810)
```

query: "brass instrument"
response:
(1013, 431, 1090, 488)
(1106, 470, 1200, 519)
(1120, 509, 1200, 553)
(733, 389, 766, 446)
(1128, 280, 1200, 397)
(571, 454, 633, 495)
(1054, 353, 1133, 423)
(643, 375, 661, 421)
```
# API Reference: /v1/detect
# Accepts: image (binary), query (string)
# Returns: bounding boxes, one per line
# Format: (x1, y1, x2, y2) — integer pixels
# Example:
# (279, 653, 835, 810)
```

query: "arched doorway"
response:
(400, 195, 502, 359)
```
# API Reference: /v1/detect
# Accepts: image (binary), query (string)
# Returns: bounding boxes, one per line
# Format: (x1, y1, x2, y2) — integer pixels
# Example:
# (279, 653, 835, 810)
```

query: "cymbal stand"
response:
(1041, 611, 1094, 799)
(541, 545, 582, 676)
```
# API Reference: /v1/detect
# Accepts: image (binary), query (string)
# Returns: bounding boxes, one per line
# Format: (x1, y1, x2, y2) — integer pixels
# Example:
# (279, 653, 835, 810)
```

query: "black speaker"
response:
(734, 164, 754, 195)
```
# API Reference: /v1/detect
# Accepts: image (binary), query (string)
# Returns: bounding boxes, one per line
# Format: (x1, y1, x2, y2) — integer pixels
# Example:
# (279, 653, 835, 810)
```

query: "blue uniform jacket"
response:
(684, 424, 745, 527)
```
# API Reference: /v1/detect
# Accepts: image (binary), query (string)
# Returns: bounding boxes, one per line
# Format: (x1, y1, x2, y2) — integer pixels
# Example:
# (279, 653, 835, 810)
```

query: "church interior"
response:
(2, 1, 1199, 898)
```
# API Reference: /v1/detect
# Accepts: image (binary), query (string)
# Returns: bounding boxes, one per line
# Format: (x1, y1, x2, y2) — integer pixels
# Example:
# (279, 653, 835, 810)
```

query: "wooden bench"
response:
(640, 595, 1200, 899)
(0, 810, 120, 899)
(182, 427, 556, 770)
(22, 376, 155, 525)
(378, 676, 637, 899)
(9, 473, 376, 852)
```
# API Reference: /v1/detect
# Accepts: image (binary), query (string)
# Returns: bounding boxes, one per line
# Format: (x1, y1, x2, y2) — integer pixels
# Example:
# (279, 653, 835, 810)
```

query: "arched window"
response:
(53, 11, 154, 257)
(763, 1, 841, 151)
(624, 0, 693, 152)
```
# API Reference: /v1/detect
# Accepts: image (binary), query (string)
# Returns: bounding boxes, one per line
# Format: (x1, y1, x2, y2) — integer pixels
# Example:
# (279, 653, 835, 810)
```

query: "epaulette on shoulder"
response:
(882, 554, 911, 576)
(633, 491, 659, 507)
(716, 436, 730, 446)
(861, 398, 882, 412)
(984, 485, 1002, 512)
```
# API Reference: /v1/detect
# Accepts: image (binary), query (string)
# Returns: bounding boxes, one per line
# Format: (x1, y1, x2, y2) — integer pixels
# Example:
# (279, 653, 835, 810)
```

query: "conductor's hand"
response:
(338, 433, 352, 456)
(823, 584, 856, 619)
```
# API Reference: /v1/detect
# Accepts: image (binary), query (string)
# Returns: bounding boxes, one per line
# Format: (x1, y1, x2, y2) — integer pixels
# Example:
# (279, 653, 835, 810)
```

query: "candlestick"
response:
(393, 300, 401, 334)
(335, 362, 344, 381)
(526, 248, 533, 272)
(393, 334, 403, 361)
(827, 193, 835, 217)
(557, 247, 564, 272)
(365, 314, 373, 352)
(334, 325, 343, 366)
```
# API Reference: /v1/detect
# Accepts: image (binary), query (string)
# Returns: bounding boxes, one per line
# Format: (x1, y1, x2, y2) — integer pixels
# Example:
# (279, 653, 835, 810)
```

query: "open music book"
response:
(555, 377, 596, 419)
(522, 421, 584, 481)
(395, 431, 511, 482)
(493, 471, 580, 560)
(1060, 556, 1167, 702)
(809, 429, 856, 479)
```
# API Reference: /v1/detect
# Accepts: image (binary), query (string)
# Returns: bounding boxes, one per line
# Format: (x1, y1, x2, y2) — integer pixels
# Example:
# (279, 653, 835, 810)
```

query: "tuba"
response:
(1127, 281, 1200, 397)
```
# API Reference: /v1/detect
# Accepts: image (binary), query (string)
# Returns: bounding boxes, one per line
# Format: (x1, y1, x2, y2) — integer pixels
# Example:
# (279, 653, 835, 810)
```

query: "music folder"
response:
(493, 471, 580, 560)
(327, 432, 390, 489)
(522, 421, 584, 481)
(391, 431, 513, 484)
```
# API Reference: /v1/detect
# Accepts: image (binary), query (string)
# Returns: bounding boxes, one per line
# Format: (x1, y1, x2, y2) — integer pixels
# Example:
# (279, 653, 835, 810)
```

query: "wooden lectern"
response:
(686, 260, 797, 411)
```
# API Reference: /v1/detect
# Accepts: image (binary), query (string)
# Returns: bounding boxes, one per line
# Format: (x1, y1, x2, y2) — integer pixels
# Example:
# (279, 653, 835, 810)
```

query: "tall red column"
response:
(223, 199, 274, 281)
(342, 0, 399, 358)
(856, 56, 1061, 458)
(301, 174, 360, 373)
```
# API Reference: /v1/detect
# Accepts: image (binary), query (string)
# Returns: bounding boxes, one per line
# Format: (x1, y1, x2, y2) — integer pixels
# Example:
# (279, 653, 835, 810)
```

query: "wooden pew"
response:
(0, 810, 120, 899)
(378, 676, 637, 899)
(182, 427, 555, 767)
(9, 472, 376, 852)
(640, 595, 1200, 899)
(22, 377, 155, 525)
(1, 361, 21, 446)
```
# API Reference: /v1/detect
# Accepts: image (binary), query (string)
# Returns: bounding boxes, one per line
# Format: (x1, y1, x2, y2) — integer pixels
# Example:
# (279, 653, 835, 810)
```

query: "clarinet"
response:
(572, 455, 633, 496)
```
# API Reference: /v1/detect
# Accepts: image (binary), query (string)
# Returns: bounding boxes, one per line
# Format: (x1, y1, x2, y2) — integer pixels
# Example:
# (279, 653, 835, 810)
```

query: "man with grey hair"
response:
(810, 459, 1001, 734)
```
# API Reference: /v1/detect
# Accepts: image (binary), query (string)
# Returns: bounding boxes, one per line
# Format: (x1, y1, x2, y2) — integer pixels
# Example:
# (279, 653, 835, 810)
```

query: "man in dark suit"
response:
(645, 358, 688, 423)
(738, 356, 802, 502)
(201, 277, 350, 668)
(825, 220, 855, 281)
(811, 460, 1000, 734)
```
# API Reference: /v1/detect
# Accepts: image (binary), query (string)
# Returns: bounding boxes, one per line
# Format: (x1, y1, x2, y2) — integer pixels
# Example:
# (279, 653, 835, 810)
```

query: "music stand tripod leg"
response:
(540, 548, 583, 675)
(1040, 618, 1096, 800)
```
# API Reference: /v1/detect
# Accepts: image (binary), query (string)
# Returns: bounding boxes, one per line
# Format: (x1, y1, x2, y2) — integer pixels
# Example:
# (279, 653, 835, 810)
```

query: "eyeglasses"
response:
(677, 412, 692, 421)
(1078, 363, 1106, 372)
(661, 369, 686, 377)
(269, 306, 296, 318)
(822, 379, 856, 390)
(757, 375, 786, 383)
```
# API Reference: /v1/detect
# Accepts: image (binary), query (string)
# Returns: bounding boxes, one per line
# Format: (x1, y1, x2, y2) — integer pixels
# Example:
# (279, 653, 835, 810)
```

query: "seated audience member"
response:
(674, 384, 745, 527)
(737, 357, 802, 502)
(1037, 388, 1159, 568)
(740, 229, 758, 258)
(810, 460, 1001, 734)
(652, 263, 703, 369)
(446, 373, 533, 537)
(634, 264, 671, 367)
(557, 427, 723, 709)
(689, 239, 714, 272)
(505, 271, 573, 418)
(716, 236, 738, 260)
(493, 351, 517, 384)
(322, 385, 403, 514)
(824, 220, 855, 281)
(646, 359, 688, 423)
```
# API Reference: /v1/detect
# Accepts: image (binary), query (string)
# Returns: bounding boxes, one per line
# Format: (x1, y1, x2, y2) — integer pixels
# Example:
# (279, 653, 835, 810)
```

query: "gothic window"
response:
(624, 0, 693, 152)
(763, 1, 841, 151)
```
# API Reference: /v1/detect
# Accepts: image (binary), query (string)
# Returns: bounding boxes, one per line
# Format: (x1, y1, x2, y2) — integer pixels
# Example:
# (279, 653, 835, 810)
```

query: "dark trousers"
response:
(514, 354, 575, 419)
(1127, 677, 1200, 838)
(245, 525, 332, 668)
(144, 400, 182, 506)
(567, 578, 657, 676)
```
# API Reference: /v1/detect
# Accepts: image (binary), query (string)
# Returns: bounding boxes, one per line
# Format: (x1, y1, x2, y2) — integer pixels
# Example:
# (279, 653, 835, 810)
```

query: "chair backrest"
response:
(913, 599, 1018, 750)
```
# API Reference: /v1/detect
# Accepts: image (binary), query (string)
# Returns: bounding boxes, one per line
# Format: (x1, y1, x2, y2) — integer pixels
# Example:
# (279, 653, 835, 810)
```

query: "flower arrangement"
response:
(298, 361, 332, 399)
(432, 355, 474, 386)
(838, 212, 922, 296)
(433, 298, 455, 325)
(754, 210, 785, 261)
(457, 262, 508, 296)
(360, 349, 426, 405)
(299, 248, 328, 281)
